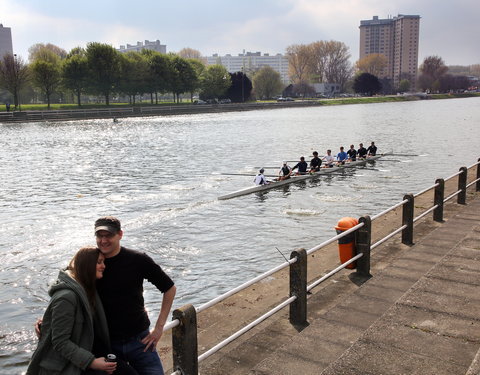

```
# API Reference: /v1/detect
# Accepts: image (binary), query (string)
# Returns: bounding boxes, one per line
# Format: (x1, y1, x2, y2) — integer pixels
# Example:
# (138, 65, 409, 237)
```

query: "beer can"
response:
(105, 354, 117, 362)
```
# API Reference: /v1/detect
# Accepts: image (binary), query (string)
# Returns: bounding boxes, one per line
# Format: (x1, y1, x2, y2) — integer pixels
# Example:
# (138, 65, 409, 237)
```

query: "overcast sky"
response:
(1, 0, 479, 66)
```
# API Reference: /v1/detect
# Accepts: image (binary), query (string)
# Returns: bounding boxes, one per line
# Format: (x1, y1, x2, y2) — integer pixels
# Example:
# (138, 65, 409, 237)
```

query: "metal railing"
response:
(166, 158, 480, 375)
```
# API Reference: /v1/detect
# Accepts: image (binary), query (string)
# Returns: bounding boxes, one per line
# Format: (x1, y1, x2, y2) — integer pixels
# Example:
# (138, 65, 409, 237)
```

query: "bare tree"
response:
(322, 41, 353, 91)
(177, 48, 206, 64)
(420, 56, 448, 81)
(286, 44, 312, 84)
(29, 43, 67, 63)
(0, 54, 30, 109)
(356, 53, 388, 77)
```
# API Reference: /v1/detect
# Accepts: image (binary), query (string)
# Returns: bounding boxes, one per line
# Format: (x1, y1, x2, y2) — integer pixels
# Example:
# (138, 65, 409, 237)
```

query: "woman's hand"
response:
(90, 357, 117, 374)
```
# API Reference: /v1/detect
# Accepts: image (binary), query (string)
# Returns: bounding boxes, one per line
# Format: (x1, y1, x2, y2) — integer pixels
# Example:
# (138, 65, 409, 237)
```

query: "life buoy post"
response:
(335, 217, 359, 269)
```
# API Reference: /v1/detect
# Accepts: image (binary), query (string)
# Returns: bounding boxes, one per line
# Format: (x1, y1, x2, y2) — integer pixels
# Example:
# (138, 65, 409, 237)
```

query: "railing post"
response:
(458, 166, 467, 204)
(433, 178, 445, 222)
(172, 304, 198, 375)
(402, 194, 414, 245)
(476, 158, 480, 192)
(289, 248, 308, 329)
(353, 215, 372, 283)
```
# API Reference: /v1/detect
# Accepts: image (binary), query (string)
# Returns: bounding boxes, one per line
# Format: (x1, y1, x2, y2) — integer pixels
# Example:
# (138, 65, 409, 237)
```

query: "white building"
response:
(0, 24, 13, 58)
(206, 52, 290, 84)
(118, 40, 166, 54)
(312, 83, 341, 97)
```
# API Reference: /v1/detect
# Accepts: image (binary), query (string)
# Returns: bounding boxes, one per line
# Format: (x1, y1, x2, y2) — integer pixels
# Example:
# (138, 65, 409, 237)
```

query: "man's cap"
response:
(259, 168, 265, 173)
(95, 216, 121, 234)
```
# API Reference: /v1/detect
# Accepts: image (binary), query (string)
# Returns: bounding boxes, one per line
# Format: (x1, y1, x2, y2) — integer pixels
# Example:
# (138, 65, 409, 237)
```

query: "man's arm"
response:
(141, 285, 177, 352)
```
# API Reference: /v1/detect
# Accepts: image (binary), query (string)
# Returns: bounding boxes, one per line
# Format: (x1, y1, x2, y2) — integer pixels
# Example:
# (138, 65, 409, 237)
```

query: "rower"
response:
(322, 149, 334, 168)
(367, 141, 377, 156)
(357, 143, 367, 159)
(292, 156, 308, 175)
(253, 168, 269, 185)
(309, 151, 322, 172)
(336, 146, 348, 165)
(278, 162, 292, 181)
(347, 144, 357, 161)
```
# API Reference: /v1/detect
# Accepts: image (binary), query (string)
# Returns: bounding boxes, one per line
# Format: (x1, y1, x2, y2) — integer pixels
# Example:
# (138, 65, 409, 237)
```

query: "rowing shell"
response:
(218, 154, 385, 200)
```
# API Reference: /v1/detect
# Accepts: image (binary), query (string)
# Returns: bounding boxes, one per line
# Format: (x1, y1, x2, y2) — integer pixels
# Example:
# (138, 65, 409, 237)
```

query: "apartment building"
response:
(206, 51, 290, 84)
(0, 24, 13, 58)
(359, 15, 420, 87)
(118, 40, 166, 54)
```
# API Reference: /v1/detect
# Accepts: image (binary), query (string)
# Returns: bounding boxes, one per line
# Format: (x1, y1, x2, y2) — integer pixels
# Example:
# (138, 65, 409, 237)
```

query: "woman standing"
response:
(27, 246, 135, 375)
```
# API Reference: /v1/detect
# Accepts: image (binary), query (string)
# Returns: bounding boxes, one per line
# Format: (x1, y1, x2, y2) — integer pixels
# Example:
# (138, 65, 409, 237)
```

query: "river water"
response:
(1, 97, 480, 373)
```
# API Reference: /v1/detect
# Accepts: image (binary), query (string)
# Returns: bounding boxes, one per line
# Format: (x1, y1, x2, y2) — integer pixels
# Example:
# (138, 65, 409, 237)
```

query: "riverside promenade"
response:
(193, 189, 480, 374)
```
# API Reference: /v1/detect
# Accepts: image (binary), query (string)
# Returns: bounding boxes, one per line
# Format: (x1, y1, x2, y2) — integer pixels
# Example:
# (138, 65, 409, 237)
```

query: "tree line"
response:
(0, 43, 252, 109)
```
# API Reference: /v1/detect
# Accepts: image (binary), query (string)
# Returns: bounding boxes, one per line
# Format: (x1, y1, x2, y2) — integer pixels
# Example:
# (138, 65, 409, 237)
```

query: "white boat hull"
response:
(218, 154, 385, 200)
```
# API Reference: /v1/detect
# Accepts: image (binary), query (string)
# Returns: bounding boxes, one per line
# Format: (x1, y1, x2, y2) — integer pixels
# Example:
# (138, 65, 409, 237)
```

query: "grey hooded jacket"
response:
(27, 269, 110, 375)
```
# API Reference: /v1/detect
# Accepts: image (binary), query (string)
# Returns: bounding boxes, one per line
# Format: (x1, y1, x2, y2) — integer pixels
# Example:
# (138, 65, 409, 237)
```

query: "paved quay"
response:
(248, 195, 480, 375)
(193, 189, 480, 375)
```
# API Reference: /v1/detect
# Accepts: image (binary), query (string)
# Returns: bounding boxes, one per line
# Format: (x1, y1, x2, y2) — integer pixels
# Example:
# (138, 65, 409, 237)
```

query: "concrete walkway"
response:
(249, 197, 480, 374)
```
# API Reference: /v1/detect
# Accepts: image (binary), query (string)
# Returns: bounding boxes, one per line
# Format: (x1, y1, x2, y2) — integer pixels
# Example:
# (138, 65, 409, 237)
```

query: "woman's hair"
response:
(68, 246, 101, 310)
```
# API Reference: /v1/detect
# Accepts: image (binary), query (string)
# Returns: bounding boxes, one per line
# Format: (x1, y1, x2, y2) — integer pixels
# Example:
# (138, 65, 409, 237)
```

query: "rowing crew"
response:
(253, 142, 377, 185)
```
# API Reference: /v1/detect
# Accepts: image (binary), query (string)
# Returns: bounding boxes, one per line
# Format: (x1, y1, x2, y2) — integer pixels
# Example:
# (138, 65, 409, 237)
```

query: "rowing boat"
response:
(218, 154, 386, 200)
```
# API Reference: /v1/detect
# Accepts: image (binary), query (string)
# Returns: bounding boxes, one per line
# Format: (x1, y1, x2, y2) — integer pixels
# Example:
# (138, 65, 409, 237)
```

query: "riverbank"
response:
(1, 92, 478, 124)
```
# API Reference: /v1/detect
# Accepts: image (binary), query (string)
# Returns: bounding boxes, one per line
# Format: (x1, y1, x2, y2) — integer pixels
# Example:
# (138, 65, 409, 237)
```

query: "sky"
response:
(1, 0, 479, 66)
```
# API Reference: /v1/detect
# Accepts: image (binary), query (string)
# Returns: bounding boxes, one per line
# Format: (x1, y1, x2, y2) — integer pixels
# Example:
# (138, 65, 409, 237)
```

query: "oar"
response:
(388, 153, 423, 157)
(214, 172, 278, 177)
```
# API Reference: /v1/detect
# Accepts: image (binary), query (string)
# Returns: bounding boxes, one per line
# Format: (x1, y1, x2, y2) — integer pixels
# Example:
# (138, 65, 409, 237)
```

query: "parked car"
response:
(193, 99, 207, 104)
(219, 98, 231, 104)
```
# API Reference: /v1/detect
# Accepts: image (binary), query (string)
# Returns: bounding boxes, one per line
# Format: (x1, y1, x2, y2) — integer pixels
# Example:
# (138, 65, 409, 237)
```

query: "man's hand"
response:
(90, 357, 117, 374)
(141, 326, 164, 352)
(34, 318, 43, 339)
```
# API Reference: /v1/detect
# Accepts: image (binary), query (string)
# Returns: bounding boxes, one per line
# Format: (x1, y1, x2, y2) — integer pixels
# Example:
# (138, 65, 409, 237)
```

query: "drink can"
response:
(106, 354, 117, 362)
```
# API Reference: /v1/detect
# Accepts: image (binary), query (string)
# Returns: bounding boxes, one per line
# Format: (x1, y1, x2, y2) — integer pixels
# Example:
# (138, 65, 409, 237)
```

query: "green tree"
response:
(85, 42, 120, 105)
(31, 50, 62, 109)
(252, 65, 283, 99)
(353, 72, 381, 96)
(146, 51, 173, 104)
(398, 79, 411, 93)
(0, 54, 30, 109)
(200, 64, 231, 100)
(170, 56, 198, 102)
(29, 43, 67, 62)
(62, 48, 88, 106)
(118, 52, 149, 104)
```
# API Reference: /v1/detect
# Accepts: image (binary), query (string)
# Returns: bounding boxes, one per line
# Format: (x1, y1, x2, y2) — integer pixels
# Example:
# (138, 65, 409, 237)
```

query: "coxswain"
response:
(292, 156, 308, 175)
(253, 168, 269, 185)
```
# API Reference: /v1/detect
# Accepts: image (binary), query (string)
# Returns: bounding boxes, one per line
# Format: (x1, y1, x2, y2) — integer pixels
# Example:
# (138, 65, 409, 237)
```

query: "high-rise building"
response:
(118, 40, 166, 54)
(206, 52, 290, 84)
(359, 15, 420, 88)
(0, 24, 13, 58)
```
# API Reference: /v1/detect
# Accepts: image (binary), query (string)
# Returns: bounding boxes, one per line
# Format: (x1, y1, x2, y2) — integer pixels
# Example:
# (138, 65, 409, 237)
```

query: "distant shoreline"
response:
(1, 93, 478, 124)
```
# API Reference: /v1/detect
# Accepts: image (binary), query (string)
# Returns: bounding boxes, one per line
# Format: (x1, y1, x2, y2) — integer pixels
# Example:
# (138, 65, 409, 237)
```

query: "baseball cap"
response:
(95, 216, 121, 234)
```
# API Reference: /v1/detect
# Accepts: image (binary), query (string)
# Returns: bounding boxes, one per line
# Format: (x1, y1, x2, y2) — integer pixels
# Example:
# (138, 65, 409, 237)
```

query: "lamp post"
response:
(13, 54, 20, 111)
(242, 49, 245, 103)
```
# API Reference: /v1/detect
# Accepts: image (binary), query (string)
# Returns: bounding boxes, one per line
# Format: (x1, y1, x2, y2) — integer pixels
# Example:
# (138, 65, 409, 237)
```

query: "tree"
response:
(62, 48, 88, 106)
(200, 64, 231, 100)
(291, 81, 316, 98)
(29, 43, 67, 63)
(169, 55, 198, 102)
(286, 44, 312, 84)
(225, 72, 252, 102)
(146, 52, 173, 104)
(177, 48, 205, 63)
(85, 42, 120, 105)
(356, 53, 388, 77)
(117, 52, 149, 104)
(321, 41, 353, 91)
(31, 58, 61, 109)
(252, 65, 283, 99)
(0, 54, 30, 109)
(353, 73, 381, 96)
(418, 56, 448, 92)
(398, 79, 411, 93)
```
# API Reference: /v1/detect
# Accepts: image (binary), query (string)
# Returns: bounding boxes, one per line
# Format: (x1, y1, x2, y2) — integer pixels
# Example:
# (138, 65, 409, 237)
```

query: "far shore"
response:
(1, 92, 479, 124)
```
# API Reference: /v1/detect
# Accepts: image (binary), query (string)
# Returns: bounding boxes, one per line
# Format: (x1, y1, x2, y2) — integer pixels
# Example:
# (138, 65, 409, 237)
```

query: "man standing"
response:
(95, 216, 176, 375)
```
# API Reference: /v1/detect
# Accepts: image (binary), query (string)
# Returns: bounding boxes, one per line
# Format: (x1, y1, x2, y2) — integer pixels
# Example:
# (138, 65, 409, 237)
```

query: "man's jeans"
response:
(111, 329, 164, 375)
